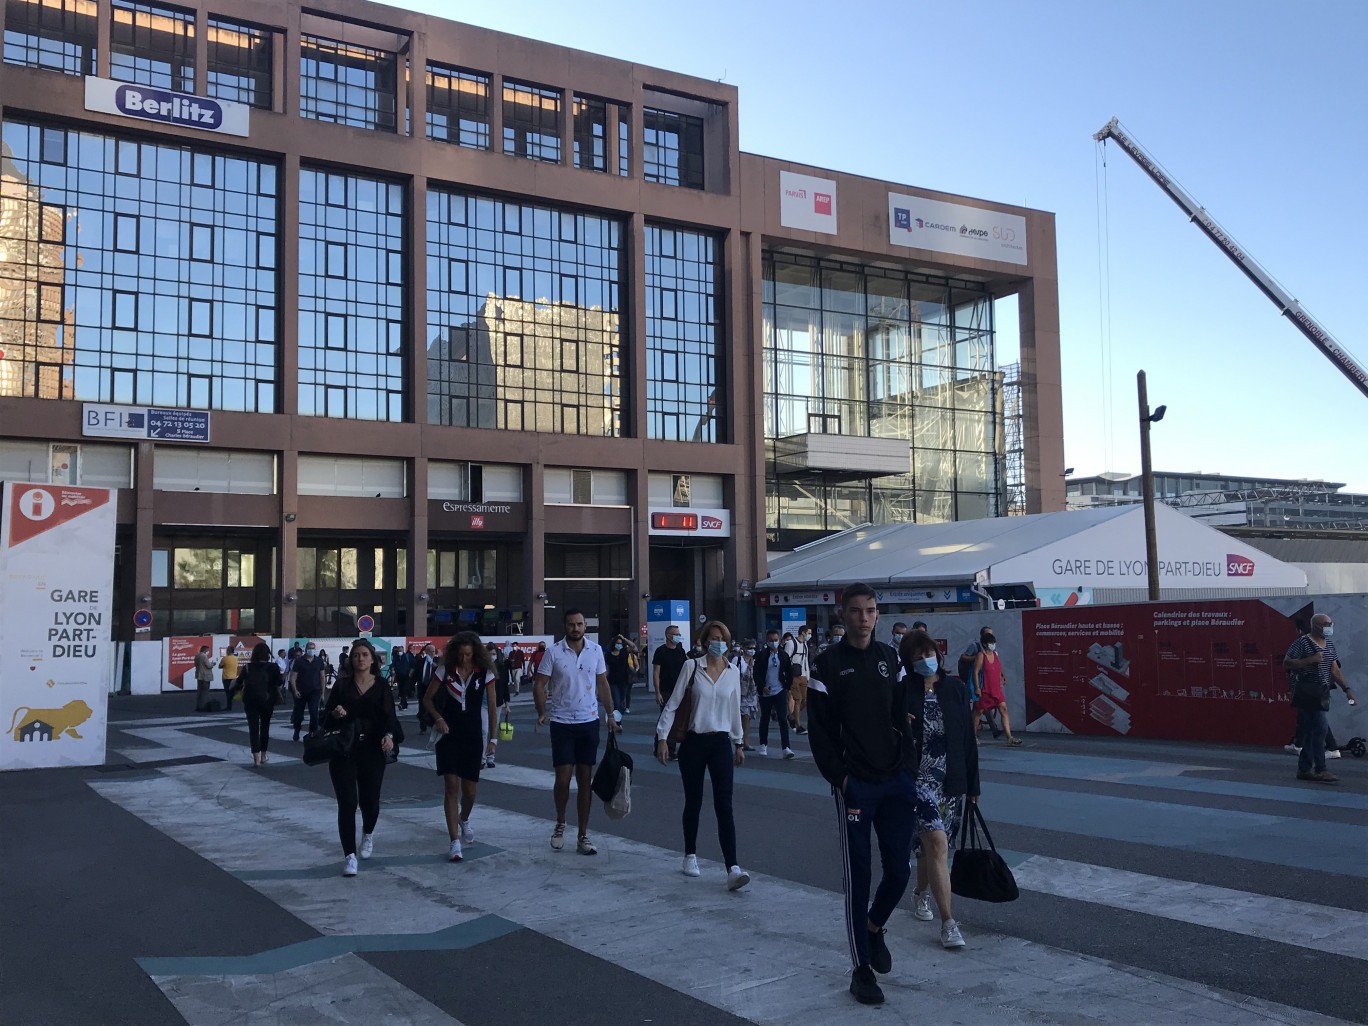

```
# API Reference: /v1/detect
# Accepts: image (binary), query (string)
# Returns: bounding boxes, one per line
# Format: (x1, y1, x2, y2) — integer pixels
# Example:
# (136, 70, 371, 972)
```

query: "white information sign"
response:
(0, 482, 115, 770)
(85, 76, 250, 137)
(780, 170, 839, 235)
(888, 193, 1028, 266)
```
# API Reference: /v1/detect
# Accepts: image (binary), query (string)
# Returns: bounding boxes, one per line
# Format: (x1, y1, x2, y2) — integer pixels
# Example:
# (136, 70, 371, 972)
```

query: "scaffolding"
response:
(1002, 361, 1026, 515)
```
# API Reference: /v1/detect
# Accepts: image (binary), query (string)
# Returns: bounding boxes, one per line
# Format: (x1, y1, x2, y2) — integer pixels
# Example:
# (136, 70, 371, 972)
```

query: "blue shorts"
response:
(550, 719, 600, 767)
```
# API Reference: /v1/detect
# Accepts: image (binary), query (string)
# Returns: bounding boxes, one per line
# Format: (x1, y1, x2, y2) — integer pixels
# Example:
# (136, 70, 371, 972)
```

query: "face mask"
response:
(1321, 626, 1334, 638)
(913, 655, 938, 676)
(745, 648, 756, 656)
(768, 640, 779, 650)
(708, 640, 728, 658)
(613, 644, 623, 651)
(306, 648, 316, 657)
(667, 635, 678, 645)
(986, 643, 997, 652)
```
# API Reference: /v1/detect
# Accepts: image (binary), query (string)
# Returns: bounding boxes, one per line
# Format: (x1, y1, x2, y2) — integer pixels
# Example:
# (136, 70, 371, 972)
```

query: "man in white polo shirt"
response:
(534, 607, 618, 855)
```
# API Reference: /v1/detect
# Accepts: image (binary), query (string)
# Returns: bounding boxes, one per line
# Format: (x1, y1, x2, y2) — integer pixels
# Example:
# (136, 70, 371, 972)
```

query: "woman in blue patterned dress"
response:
(899, 630, 980, 949)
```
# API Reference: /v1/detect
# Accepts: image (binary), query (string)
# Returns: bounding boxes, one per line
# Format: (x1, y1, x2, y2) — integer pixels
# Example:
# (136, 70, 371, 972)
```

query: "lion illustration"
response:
(8, 699, 93, 742)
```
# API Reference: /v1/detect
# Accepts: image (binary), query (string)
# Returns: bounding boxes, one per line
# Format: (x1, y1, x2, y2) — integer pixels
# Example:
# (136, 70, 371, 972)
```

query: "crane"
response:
(1094, 118, 1368, 399)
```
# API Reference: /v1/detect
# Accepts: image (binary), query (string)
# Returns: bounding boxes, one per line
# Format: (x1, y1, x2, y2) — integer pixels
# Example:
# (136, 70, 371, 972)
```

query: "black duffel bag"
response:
(591, 732, 633, 803)
(950, 803, 1019, 903)
(302, 720, 356, 766)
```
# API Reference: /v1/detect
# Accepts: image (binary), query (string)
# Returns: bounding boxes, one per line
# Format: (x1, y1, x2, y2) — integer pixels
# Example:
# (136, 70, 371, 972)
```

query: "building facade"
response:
(0, 0, 1063, 642)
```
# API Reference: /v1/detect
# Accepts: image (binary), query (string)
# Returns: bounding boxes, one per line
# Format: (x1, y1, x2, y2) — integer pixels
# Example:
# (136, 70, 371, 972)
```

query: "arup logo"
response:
(700, 516, 723, 530)
(894, 208, 911, 230)
(813, 192, 832, 216)
(1226, 554, 1255, 577)
(115, 85, 223, 130)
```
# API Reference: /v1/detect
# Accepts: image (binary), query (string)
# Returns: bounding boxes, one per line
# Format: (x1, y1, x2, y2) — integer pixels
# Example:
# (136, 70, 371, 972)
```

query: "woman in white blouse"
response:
(656, 619, 750, 891)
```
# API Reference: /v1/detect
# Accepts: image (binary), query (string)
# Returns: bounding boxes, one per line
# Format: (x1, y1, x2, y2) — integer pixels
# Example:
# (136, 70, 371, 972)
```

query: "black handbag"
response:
(302, 719, 355, 765)
(1289, 666, 1329, 711)
(950, 803, 1019, 903)
(591, 732, 633, 803)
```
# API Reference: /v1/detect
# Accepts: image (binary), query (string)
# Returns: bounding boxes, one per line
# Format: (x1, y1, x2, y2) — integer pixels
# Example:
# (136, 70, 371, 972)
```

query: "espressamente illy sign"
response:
(85, 77, 250, 137)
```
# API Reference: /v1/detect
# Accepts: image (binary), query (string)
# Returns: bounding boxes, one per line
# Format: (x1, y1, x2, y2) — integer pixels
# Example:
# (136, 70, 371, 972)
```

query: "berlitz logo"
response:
(1226, 554, 1255, 577)
(115, 85, 223, 130)
(701, 516, 723, 530)
(813, 192, 832, 216)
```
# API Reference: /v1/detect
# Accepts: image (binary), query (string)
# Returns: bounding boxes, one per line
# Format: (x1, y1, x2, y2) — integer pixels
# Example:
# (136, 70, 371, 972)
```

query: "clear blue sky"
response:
(396, 0, 1368, 491)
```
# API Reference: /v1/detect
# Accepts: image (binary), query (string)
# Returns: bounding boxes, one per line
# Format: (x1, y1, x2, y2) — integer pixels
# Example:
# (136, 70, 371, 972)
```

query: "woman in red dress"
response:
(972, 632, 1022, 746)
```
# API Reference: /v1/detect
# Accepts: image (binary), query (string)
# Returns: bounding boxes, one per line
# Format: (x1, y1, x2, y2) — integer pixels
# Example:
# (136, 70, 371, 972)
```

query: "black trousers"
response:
(329, 745, 387, 856)
(291, 691, 320, 735)
(758, 692, 790, 749)
(678, 731, 738, 867)
(244, 697, 273, 753)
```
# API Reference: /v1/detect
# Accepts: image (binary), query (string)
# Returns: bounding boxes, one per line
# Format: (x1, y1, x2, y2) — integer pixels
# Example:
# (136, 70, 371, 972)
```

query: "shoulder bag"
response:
(592, 732, 634, 804)
(1289, 664, 1330, 711)
(664, 660, 702, 746)
(302, 718, 354, 765)
(950, 803, 1019, 903)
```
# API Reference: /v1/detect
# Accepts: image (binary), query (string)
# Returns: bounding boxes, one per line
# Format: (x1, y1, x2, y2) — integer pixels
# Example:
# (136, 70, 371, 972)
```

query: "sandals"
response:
(1007, 736, 1023, 746)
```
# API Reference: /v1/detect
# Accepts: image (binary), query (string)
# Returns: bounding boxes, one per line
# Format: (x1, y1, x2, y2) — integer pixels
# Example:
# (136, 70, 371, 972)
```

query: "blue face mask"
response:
(913, 655, 938, 677)
(707, 640, 728, 658)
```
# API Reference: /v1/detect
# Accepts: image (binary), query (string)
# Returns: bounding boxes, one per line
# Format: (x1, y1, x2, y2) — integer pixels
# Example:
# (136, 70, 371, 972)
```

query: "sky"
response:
(395, 0, 1368, 491)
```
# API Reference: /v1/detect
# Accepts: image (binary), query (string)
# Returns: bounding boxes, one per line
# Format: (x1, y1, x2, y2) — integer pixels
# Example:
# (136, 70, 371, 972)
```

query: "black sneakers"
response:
(867, 927, 892, 974)
(850, 965, 884, 1005)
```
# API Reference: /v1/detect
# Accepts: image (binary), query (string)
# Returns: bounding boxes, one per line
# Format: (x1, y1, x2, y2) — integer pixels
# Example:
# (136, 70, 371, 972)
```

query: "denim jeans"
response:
(610, 682, 630, 715)
(1296, 707, 1327, 774)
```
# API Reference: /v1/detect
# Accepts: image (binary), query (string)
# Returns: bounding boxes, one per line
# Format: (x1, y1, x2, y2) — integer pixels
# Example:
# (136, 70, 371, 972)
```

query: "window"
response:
(618, 106, 630, 177)
(298, 170, 406, 421)
(503, 80, 561, 162)
(206, 17, 273, 109)
(642, 108, 704, 189)
(154, 448, 275, 493)
(109, 0, 195, 93)
(426, 62, 489, 149)
(296, 455, 405, 497)
(0, 120, 279, 410)
(299, 34, 398, 132)
(426, 189, 624, 436)
(645, 225, 721, 441)
(573, 95, 609, 172)
(3, 0, 97, 75)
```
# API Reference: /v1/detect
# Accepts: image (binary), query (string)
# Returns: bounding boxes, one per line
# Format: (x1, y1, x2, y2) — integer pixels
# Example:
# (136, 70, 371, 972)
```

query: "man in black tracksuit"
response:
(807, 582, 918, 1007)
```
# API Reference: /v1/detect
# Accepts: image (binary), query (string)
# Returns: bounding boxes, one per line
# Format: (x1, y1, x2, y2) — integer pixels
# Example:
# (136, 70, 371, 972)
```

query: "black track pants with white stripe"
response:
(833, 771, 918, 968)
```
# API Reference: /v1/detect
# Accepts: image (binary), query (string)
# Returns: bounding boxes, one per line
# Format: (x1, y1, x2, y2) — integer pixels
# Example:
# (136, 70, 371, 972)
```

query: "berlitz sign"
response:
(779, 171, 839, 235)
(85, 77, 251, 137)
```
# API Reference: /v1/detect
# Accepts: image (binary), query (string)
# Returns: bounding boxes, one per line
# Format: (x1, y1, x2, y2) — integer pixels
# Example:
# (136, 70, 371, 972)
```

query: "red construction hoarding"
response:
(1023, 598, 1311, 746)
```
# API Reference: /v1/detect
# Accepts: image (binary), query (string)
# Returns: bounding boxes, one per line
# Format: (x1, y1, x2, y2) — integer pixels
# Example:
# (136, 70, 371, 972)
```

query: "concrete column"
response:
(1018, 277, 1065, 513)
(525, 462, 546, 634)
(407, 30, 426, 139)
(560, 85, 574, 167)
(283, 5, 301, 119)
(629, 211, 648, 441)
(279, 152, 300, 416)
(193, 6, 208, 96)
(278, 450, 297, 639)
(409, 174, 428, 423)
(632, 467, 650, 639)
(96, 0, 112, 79)
(605, 102, 620, 177)
(409, 457, 428, 634)
(490, 74, 504, 155)
(133, 441, 155, 633)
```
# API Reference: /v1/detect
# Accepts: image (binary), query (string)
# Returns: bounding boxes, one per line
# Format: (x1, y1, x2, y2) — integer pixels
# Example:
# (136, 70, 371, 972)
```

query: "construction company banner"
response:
(888, 192, 1027, 266)
(0, 483, 115, 770)
(1023, 599, 1305, 745)
(779, 170, 839, 235)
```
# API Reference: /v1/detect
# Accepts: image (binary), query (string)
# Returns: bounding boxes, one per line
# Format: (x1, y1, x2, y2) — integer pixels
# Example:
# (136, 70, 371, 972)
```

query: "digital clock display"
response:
(652, 512, 698, 530)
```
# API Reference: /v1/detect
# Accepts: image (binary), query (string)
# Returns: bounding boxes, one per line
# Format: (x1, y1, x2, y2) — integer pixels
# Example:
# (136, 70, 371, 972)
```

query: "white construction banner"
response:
(0, 482, 115, 769)
(888, 193, 1028, 266)
(780, 170, 839, 235)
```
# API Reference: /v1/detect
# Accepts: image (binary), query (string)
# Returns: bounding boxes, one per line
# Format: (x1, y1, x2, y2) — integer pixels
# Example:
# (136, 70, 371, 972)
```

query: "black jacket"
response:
(906, 671, 980, 798)
(755, 646, 794, 693)
(807, 640, 915, 787)
(323, 675, 402, 753)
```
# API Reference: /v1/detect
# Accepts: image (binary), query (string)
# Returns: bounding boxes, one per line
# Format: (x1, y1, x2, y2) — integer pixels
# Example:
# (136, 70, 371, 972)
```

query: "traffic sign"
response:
(133, 609, 152, 627)
(357, 614, 375, 633)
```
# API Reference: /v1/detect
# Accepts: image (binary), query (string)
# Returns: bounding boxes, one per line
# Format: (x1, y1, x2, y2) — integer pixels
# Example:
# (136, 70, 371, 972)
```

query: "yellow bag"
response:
(498, 714, 514, 742)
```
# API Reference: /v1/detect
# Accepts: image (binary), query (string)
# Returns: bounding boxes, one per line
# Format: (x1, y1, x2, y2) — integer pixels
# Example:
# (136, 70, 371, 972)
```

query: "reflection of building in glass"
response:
(763, 250, 1005, 547)
(0, 141, 75, 399)
(427, 297, 621, 435)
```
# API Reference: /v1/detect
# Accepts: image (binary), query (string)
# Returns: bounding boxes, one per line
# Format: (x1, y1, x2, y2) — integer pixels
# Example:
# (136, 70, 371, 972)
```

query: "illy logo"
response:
(1226, 554, 1255, 577)
(813, 192, 832, 215)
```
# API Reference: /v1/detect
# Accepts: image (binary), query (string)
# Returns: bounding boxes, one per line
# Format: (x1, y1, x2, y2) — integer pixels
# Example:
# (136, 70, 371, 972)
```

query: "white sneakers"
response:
(577, 835, 598, 856)
(941, 919, 966, 949)
(783, 748, 796, 760)
(359, 833, 374, 859)
(682, 854, 701, 877)
(1283, 744, 1302, 754)
(1326, 749, 1342, 759)
(459, 819, 475, 843)
(342, 854, 358, 877)
(727, 865, 751, 891)
(551, 823, 566, 850)
(448, 838, 463, 862)
(757, 745, 768, 756)
(913, 891, 935, 921)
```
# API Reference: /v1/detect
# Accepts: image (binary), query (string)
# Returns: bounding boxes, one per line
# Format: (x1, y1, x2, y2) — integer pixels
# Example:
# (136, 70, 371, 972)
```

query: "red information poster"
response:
(167, 636, 211, 690)
(1023, 599, 1310, 746)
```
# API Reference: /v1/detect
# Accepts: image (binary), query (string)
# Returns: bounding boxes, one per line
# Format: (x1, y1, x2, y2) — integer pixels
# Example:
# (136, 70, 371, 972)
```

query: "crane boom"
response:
(1094, 117, 1368, 399)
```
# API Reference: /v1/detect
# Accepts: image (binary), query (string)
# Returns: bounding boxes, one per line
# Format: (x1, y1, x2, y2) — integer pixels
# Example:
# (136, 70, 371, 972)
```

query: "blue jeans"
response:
(610, 682, 630, 715)
(1296, 708, 1327, 774)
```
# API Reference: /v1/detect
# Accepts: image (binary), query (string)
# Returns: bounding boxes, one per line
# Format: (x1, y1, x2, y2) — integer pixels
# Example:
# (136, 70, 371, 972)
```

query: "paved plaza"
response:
(2, 691, 1364, 1026)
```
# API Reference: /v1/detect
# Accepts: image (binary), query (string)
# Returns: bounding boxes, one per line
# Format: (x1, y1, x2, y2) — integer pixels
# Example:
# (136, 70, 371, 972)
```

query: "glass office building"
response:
(0, 0, 1062, 643)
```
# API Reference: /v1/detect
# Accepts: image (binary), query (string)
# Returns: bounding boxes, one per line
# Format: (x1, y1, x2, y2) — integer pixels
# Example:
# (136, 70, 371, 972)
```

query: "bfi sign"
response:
(85, 77, 251, 137)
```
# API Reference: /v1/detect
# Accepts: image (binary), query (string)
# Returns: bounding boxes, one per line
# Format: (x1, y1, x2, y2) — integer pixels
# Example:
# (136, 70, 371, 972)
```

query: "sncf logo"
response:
(1226, 554, 1255, 577)
(700, 515, 723, 530)
(813, 192, 832, 215)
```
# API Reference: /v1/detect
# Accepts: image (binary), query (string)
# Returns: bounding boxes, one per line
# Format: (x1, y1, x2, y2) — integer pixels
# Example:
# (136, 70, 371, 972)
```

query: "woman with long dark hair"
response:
(322, 638, 402, 877)
(899, 629, 979, 949)
(239, 642, 283, 767)
(423, 631, 499, 861)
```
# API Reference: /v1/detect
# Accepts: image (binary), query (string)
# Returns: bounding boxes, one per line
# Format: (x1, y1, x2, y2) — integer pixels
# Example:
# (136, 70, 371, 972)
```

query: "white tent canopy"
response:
(761, 505, 1307, 594)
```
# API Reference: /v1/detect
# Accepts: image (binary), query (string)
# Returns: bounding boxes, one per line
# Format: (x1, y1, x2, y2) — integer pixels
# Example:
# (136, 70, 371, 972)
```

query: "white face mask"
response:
(1321, 625, 1334, 638)
(986, 643, 997, 652)
(768, 640, 779, 650)
(745, 648, 756, 656)
(913, 655, 938, 676)
(707, 640, 728, 658)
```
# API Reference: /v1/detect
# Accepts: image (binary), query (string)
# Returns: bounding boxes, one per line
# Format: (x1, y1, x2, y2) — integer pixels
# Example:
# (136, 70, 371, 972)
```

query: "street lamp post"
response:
(1137, 371, 1166, 601)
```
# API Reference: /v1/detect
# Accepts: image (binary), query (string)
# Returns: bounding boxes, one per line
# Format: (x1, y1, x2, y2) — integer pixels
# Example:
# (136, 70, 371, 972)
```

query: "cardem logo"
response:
(1226, 554, 1256, 577)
